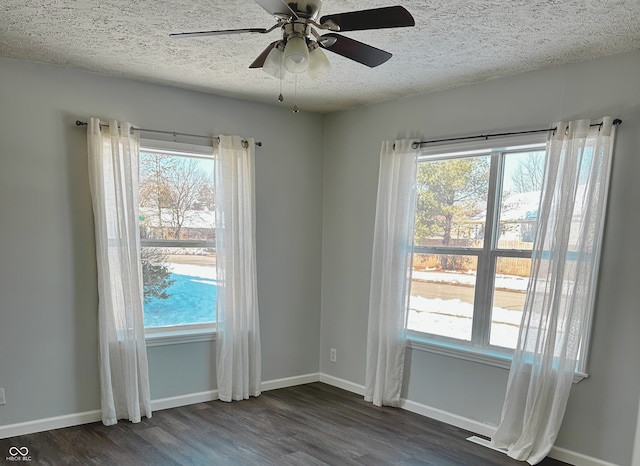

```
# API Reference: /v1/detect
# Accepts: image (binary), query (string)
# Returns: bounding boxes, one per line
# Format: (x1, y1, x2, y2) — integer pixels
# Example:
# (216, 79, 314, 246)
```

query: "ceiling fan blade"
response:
(254, 0, 298, 18)
(170, 28, 269, 38)
(249, 41, 279, 68)
(320, 6, 415, 32)
(320, 33, 392, 67)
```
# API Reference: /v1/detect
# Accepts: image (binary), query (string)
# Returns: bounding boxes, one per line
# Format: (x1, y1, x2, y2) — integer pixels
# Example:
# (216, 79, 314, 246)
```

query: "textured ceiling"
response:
(1, 0, 639, 113)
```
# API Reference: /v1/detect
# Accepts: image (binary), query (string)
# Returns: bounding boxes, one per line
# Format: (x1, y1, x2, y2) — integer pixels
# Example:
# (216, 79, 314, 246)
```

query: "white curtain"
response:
(492, 117, 617, 464)
(214, 135, 262, 402)
(87, 118, 152, 425)
(365, 140, 419, 407)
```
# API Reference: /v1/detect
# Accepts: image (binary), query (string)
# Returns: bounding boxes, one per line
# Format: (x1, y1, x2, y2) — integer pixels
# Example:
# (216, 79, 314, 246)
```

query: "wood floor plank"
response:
(279, 450, 333, 466)
(0, 383, 571, 465)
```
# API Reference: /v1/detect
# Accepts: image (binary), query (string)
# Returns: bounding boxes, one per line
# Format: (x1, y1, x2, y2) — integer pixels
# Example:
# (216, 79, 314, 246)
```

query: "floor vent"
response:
(466, 435, 508, 453)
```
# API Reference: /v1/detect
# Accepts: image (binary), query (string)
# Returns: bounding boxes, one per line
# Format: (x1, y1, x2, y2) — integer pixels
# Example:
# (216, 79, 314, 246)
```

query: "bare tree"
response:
(139, 154, 174, 234)
(511, 152, 545, 193)
(139, 152, 214, 239)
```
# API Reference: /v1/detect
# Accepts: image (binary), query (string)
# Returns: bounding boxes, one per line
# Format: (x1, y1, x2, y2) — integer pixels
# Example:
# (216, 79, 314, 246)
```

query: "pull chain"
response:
(278, 50, 284, 102)
(293, 74, 299, 113)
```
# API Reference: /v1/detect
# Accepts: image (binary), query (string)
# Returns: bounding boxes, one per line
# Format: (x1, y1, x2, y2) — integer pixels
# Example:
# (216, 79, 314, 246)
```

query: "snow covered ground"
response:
(409, 268, 526, 348)
(168, 262, 216, 279)
(166, 262, 522, 348)
(407, 295, 521, 349)
(412, 268, 529, 291)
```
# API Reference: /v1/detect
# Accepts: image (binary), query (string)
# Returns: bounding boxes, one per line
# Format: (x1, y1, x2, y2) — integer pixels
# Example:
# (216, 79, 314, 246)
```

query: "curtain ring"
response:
(242, 140, 249, 149)
(392, 143, 396, 150)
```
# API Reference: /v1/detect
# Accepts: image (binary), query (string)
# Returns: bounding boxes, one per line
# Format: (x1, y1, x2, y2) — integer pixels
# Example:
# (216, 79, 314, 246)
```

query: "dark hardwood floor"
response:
(1, 383, 569, 465)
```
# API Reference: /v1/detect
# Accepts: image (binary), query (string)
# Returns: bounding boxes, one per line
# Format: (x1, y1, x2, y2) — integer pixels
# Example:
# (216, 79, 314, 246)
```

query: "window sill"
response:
(145, 328, 217, 347)
(406, 336, 588, 383)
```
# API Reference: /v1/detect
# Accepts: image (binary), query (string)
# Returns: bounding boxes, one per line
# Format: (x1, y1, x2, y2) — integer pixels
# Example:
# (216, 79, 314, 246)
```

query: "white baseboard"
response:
(549, 446, 621, 466)
(318, 373, 365, 395)
(400, 398, 496, 438)
(151, 389, 219, 411)
(0, 373, 321, 440)
(0, 373, 623, 466)
(0, 410, 102, 439)
(319, 375, 621, 466)
(467, 433, 622, 466)
(261, 373, 320, 392)
(152, 373, 321, 412)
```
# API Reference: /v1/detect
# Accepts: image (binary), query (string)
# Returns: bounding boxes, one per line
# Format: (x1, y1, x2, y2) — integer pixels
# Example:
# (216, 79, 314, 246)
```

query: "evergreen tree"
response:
(414, 156, 490, 270)
(140, 247, 175, 304)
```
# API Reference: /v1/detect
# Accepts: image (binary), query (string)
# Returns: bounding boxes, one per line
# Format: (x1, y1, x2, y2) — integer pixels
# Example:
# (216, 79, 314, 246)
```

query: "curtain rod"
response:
(75, 120, 262, 147)
(413, 118, 622, 149)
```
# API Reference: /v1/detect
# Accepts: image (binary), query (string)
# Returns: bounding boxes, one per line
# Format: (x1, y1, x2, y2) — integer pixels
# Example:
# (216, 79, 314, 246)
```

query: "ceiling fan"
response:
(169, 0, 415, 80)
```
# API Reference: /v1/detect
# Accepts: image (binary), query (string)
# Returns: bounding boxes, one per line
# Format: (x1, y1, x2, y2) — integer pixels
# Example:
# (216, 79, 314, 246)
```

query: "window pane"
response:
(407, 253, 478, 341)
(142, 247, 216, 328)
(139, 151, 215, 241)
(497, 151, 546, 249)
(414, 156, 491, 248)
(489, 256, 531, 348)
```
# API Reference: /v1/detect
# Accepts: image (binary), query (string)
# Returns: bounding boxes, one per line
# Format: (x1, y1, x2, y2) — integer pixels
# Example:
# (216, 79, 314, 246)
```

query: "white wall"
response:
(0, 58, 324, 423)
(321, 50, 640, 466)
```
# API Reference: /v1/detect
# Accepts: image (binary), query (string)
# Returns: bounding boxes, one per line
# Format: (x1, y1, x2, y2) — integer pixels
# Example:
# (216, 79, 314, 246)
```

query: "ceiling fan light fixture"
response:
(307, 44, 331, 79)
(263, 44, 289, 79)
(283, 35, 309, 73)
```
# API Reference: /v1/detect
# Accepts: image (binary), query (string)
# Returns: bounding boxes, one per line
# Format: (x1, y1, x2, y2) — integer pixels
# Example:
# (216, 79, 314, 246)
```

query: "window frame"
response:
(139, 138, 218, 345)
(406, 135, 590, 381)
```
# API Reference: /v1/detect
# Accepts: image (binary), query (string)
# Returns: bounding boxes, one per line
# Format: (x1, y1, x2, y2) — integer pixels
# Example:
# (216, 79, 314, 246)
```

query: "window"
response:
(138, 140, 217, 338)
(407, 139, 548, 356)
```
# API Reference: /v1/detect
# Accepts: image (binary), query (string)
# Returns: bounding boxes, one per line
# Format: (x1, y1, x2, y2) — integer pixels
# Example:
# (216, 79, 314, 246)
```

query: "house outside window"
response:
(407, 138, 549, 357)
(138, 140, 217, 339)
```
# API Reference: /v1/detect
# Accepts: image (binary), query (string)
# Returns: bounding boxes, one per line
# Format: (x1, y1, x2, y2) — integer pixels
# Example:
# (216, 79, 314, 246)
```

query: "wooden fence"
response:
(413, 245, 533, 278)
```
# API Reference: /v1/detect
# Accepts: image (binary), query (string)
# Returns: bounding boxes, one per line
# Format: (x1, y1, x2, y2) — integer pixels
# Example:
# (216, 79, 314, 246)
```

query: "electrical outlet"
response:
(330, 348, 337, 363)
(0, 388, 5, 405)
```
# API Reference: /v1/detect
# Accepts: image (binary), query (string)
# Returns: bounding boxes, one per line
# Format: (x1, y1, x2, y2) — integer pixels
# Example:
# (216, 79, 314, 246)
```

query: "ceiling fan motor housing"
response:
(284, 0, 323, 20)
(282, 22, 313, 48)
